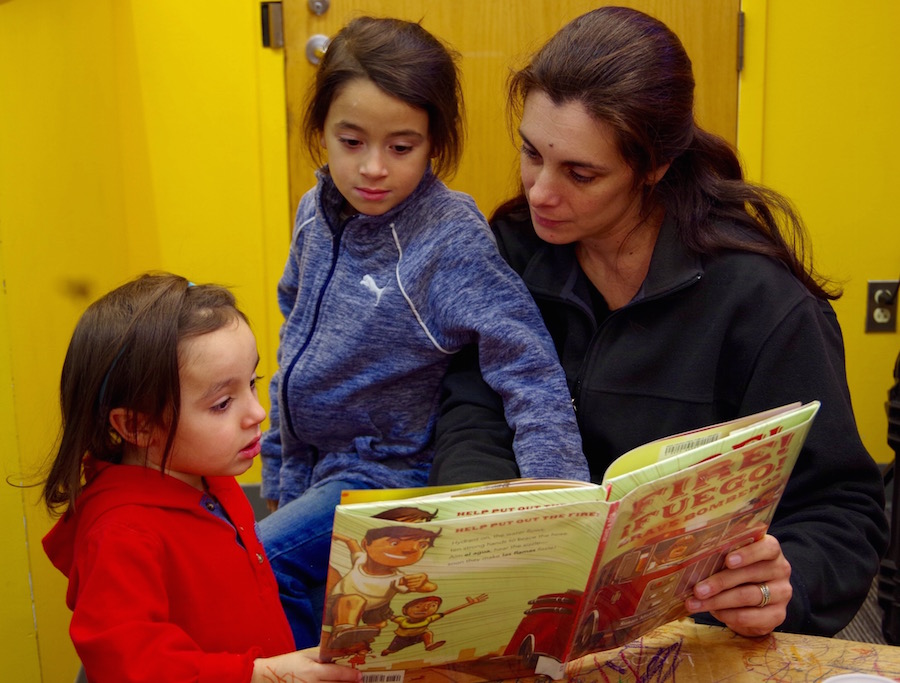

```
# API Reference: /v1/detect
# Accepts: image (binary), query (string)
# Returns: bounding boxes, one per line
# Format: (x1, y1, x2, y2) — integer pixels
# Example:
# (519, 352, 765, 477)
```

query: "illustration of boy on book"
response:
(371, 506, 438, 523)
(324, 526, 441, 653)
(380, 593, 489, 656)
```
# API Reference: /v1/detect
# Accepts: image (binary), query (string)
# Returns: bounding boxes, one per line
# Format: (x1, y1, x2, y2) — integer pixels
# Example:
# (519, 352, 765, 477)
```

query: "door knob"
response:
(306, 34, 330, 65)
(308, 0, 329, 15)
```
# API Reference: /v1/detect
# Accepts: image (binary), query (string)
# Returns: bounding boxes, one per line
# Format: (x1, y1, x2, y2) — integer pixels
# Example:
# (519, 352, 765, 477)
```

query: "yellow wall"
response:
(1, 3, 127, 681)
(0, 1, 291, 680)
(1, 1, 897, 681)
(739, 0, 900, 466)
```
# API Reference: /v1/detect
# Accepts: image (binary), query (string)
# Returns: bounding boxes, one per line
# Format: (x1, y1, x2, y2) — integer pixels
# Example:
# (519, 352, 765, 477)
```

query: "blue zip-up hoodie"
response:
(260, 168, 587, 502)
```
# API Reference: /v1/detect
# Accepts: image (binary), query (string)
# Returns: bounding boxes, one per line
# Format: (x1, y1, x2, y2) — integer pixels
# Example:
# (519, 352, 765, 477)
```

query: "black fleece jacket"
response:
(431, 212, 889, 637)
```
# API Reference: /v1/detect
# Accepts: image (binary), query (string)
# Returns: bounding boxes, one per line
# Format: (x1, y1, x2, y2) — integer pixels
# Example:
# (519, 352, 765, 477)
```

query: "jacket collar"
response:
(636, 213, 704, 304)
(520, 213, 703, 309)
(315, 165, 439, 232)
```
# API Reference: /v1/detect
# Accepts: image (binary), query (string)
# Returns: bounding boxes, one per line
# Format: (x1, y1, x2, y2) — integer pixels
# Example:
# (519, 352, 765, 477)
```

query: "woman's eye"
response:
(568, 169, 594, 184)
(250, 374, 263, 392)
(338, 137, 362, 148)
(392, 144, 413, 154)
(520, 144, 538, 160)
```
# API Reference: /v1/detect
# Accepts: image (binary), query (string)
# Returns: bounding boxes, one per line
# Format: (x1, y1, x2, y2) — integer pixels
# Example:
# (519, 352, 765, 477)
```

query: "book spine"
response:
(560, 499, 621, 662)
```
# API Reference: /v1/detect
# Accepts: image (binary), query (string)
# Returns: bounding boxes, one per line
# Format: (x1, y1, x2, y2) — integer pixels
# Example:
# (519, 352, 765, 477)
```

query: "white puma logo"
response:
(360, 274, 387, 305)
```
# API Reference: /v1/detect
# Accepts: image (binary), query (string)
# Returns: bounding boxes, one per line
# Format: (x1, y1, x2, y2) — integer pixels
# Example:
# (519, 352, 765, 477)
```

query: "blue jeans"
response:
(258, 479, 359, 648)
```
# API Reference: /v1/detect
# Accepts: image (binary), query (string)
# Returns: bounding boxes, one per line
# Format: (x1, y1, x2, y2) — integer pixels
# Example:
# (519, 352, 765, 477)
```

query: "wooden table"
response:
(399, 619, 900, 682)
(563, 619, 900, 682)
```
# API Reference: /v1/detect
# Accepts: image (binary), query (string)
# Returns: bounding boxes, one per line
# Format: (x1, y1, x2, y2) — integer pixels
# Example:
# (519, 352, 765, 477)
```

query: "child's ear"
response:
(108, 408, 154, 448)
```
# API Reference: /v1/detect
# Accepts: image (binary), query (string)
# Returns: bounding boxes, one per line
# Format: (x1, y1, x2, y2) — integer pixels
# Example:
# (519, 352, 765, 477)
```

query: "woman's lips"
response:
(532, 211, 564, 229)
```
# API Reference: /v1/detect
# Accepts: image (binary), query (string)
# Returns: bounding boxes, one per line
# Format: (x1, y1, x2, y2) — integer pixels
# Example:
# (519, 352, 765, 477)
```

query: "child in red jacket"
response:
(41, 273, 359, 683)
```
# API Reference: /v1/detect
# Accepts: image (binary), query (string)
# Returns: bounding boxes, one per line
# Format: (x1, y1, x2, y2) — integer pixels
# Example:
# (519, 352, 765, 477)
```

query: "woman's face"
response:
(518, 91, 647, 246)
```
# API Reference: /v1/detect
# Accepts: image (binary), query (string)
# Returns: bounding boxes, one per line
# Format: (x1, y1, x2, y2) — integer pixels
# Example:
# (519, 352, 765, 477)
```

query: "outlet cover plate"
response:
(866, 280, 899, 333)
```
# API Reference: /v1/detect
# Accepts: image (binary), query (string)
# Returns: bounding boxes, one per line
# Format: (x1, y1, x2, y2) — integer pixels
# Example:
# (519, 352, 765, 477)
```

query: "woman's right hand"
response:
(252, 649, 361, 683)
(686, 534, 792, 637)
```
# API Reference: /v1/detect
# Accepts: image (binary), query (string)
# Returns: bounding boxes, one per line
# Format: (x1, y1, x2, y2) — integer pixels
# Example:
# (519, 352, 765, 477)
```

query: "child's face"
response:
(322, 77, 432, 216)
(406, 600, 439, 619)
(152, 317, 266, 488)
(362, 534, 432, 567)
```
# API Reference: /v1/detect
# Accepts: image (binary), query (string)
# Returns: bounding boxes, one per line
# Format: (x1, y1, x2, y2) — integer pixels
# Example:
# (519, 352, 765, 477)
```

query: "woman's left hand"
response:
(685, 534, 791, 637)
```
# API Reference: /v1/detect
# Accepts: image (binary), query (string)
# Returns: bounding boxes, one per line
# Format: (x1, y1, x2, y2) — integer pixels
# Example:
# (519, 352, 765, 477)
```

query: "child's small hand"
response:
(252, 649, 361, 683)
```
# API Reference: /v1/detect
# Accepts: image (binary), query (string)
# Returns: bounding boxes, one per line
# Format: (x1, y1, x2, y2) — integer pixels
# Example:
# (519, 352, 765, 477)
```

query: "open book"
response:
(318, 401, 819, 682)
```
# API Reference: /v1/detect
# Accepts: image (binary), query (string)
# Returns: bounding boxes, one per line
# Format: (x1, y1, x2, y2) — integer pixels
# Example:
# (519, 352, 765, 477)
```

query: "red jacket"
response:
(43, 458, 295, 683)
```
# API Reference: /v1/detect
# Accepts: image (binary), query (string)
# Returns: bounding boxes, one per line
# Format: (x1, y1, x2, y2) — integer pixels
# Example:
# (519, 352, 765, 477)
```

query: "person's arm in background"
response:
(423, 202, 586, 485)
(430, 344, 520, 485)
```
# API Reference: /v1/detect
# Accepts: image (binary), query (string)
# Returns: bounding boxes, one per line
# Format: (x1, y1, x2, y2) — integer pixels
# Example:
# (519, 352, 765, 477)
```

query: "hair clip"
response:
(98, 346, 126, 407)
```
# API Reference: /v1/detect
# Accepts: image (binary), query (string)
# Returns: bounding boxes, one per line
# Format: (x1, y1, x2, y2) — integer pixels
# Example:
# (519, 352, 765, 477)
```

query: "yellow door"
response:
(283, 0, 739, 218)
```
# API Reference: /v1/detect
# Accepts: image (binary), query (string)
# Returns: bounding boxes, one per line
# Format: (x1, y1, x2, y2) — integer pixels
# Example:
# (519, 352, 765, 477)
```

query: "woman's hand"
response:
(686, 534, 791, 637)
(252, 648, 361, 683)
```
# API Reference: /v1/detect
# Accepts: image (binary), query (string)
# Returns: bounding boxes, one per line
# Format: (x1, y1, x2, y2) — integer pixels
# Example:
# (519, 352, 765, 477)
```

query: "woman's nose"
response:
(527, 168, 559, 207)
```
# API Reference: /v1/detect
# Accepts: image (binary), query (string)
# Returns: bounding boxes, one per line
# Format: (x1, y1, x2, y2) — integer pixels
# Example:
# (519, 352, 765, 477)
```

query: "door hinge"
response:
(261, 2, 284, 49)
(737, 11, 745, 73)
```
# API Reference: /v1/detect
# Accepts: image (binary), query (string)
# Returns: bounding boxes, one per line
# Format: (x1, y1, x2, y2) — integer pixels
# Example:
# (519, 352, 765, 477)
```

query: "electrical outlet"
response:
(866, 280, 899, 333)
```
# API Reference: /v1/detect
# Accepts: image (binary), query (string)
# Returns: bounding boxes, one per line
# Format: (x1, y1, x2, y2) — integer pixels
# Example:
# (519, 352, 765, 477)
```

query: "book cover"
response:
(318, 401, 819, 682)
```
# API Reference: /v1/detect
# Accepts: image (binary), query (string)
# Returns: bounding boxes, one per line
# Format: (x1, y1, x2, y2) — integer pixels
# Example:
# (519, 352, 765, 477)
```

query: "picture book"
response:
(317, 401, 820, 682)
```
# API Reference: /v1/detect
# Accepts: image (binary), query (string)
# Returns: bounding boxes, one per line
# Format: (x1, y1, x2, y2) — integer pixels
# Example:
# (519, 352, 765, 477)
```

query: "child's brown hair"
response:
(43, 273, 248, 514)
(302, 16, 465, 180)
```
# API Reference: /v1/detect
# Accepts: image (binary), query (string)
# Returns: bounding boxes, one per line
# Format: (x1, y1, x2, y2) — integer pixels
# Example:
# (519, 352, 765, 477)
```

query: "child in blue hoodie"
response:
(258, 16, 589, 648)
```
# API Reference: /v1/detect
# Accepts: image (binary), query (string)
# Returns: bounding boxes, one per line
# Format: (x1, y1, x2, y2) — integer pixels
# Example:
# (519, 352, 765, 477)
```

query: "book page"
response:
(433, 478, 598, 496)
(601, 402, 801, 481)
(602, 402, 810, 499)
(564, 403, 817, 658)
(340, 481, 490, 505)
(320, 486, 610, 678)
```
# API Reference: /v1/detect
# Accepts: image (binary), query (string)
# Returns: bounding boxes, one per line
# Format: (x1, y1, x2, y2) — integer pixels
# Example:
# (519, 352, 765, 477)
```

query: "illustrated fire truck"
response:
(503, 511, 766, 673)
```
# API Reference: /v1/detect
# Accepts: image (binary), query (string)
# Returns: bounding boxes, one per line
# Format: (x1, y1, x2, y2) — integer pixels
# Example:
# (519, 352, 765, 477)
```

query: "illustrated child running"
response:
(325, 526, 441, 653)
(258, 14, 589, 649)
(381, 594, 489, 657)
(40, 273, 358, 683)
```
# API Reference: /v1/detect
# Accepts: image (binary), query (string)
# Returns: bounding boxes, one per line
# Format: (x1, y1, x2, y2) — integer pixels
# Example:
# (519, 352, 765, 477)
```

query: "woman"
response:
(429, 6, 888, 638)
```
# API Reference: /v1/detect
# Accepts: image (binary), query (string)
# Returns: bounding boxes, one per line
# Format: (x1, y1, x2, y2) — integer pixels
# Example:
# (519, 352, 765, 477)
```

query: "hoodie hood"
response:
(43, 457, 213, 582)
